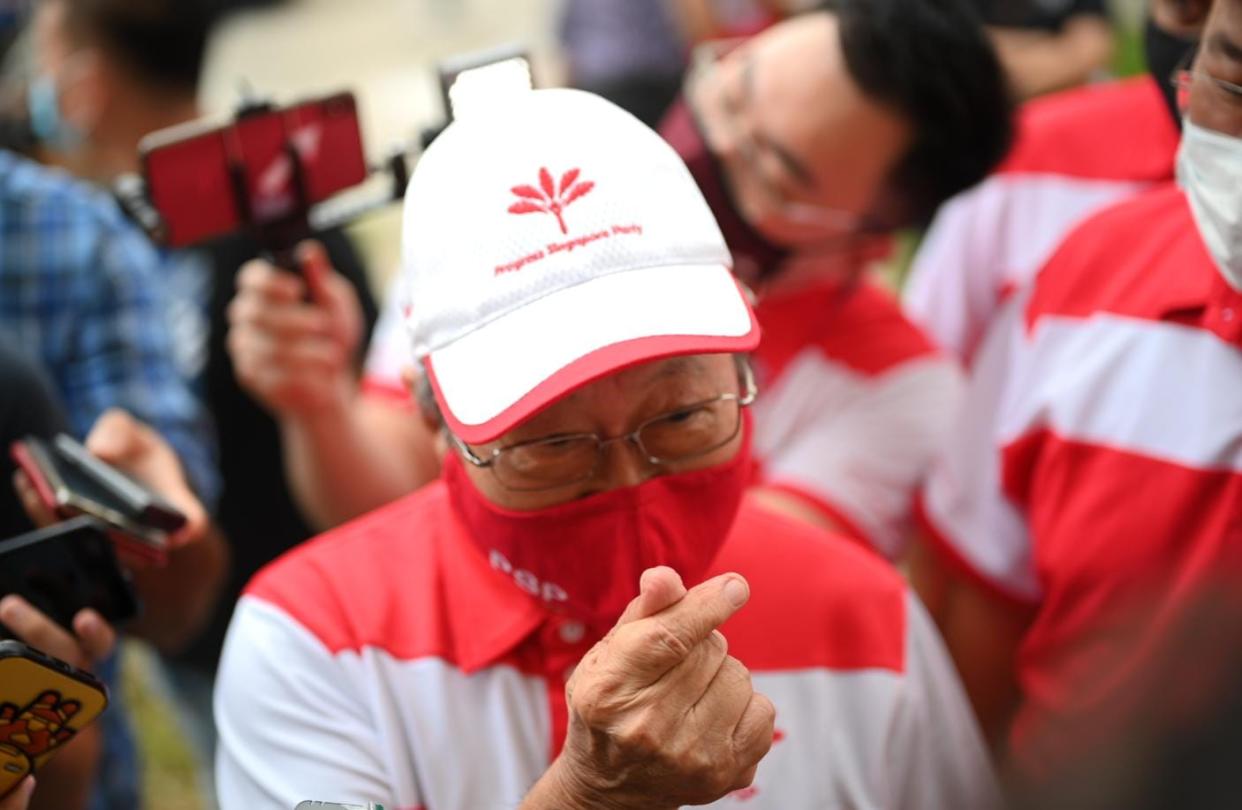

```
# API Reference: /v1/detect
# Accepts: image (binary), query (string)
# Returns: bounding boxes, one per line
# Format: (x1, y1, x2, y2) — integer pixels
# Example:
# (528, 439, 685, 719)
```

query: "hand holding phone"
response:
(11, 410, 209, 569)
(0, 641, 108, 801)
(11, 434, 183, 565)
(0, 517, 139, 636)
(229, 241, 365, 416)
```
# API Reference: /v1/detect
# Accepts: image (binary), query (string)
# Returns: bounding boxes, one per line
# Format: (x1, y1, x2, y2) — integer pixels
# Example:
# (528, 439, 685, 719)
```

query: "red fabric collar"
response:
(433, 486, 550, 673)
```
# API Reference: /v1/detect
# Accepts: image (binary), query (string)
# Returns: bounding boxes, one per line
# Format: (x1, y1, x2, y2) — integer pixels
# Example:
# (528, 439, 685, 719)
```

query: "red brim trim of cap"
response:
(426, 327, 760, 446)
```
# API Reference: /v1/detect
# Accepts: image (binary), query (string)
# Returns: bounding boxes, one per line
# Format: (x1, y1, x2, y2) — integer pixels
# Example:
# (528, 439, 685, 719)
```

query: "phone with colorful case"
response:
(0, 641, 108, 799)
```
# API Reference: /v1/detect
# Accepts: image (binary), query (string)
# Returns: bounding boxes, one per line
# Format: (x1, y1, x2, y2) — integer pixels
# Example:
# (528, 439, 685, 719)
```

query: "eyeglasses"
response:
(1171, 55, 1242, 116)
(451, 359, 758, 492)
(685, 39, 877, 239)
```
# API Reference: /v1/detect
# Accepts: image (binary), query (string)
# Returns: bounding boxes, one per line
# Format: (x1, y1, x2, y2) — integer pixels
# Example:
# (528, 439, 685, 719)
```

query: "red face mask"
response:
(443, 419, 755, 628)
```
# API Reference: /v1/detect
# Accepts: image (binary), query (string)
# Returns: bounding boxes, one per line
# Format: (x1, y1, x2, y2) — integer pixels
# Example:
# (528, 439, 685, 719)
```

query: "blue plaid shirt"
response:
(0, 150, 224, 810)
(0, 150, 219, 505)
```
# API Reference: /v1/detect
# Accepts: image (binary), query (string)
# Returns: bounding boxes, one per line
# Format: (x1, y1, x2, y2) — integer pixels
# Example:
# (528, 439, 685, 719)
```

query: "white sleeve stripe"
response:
(755, 354, 964, 560)
(999, 314, 1242, 473)
(919, 295, 1040, 599)
(885, 593, 1002, 810)
(904, 172, 1143, 359)
(215, 596, 407, 810)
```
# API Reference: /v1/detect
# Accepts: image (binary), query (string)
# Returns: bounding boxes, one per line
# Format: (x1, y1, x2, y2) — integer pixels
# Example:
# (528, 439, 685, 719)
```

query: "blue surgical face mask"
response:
(27, 70, 83, 151)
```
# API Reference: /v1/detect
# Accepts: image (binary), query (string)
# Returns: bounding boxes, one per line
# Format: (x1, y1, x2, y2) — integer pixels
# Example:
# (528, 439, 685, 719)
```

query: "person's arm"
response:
(751, 355, 964, 560)
(14, 409, 227, 654)
(901, 292, 1042, 746)
(84, 410, 227, 651)
(885, 591, 1009, 808)
(991, 14, 1115, 99)
(229, 243, 438, 530)
(908, 538, 1034, 747)
(278, 393, 438, 530)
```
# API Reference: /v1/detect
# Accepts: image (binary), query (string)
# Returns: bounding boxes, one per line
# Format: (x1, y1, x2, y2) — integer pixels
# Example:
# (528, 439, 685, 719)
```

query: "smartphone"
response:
(0, 516, 139, 633)
(11, 435, 185, 564)
(140, 92, 367, 249)
(295, 803, 386, 810)
(0, 640, 108, 799)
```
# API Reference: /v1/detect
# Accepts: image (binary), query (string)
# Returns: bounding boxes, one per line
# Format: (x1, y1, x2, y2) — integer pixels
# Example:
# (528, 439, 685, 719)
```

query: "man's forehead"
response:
(564, 355, 722, 403)
(499, 355, 728, 440)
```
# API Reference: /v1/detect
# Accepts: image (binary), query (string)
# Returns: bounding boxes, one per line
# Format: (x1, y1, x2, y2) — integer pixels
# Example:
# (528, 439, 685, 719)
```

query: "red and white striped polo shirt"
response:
(215, 484, 998, 809)
(917, 184, 1242, 777)
(750, 278, 962, 559)
(904, 76, 1180, 361)
(365, 276, 962, 561)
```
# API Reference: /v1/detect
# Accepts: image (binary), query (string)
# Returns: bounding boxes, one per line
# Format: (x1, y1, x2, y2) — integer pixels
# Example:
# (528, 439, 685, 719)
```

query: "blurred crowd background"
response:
(16, 0, 1146, 302)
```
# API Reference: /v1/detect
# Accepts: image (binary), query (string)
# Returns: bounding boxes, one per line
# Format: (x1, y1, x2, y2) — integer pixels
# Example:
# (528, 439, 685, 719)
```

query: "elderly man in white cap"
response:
(213, 84, 997, 810)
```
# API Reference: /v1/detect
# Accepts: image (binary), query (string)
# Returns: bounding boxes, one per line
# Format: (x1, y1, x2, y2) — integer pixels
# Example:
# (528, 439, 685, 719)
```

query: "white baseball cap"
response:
(402, 86, 760, 444)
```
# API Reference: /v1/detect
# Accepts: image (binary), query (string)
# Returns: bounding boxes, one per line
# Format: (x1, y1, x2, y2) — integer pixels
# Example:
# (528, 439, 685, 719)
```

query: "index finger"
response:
(0, 776, 34, 810)
(616, 573, 750, 682)
(236, 259, 305, 302)
(614, 566, 689, 627)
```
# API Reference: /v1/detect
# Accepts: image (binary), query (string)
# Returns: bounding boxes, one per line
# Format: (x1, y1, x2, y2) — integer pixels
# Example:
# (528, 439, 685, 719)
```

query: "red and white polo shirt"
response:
(750, 278, 962, 559)
(904, 76, 1180, 361)
(215, 485, 998, 809)
(365, 276, 962, 561)
(917, 184, 1242, 777)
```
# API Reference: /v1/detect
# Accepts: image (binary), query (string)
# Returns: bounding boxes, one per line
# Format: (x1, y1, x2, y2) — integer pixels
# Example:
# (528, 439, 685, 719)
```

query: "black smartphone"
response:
(0, 516, 139, 633)
(11, 434, 186, 564)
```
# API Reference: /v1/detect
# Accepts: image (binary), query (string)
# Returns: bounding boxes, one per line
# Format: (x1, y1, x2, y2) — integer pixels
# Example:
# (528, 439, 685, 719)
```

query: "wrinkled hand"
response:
(0, 777, 34, 810)
(228, 240, 364, 415)
(545, 567, 775, 810)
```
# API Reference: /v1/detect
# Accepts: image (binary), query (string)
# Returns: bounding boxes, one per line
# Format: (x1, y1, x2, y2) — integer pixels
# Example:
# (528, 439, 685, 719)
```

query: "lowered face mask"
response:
(27, 69, 84, 152)
(659, 96, 792, 284)
(1177, 119, 1242, 292)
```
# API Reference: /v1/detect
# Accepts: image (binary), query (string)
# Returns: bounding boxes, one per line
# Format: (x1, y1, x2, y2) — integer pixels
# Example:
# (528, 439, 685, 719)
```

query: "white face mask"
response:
(1177, 120, 1242, 292)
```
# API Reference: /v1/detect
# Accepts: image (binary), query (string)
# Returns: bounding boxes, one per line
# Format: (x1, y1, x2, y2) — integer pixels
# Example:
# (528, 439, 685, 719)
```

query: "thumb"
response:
(615, 566, 688, 627)
(85, 409, 145, 464)
(297, 240, 336, 309)
(2, 776, 35, 809)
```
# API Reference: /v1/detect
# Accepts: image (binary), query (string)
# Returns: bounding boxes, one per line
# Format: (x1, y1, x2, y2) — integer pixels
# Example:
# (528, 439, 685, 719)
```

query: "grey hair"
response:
(413, 360, 443, 426)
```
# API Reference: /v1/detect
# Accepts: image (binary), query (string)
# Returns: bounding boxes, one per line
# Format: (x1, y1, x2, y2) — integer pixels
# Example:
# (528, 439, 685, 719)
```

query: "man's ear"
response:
(402, 364, 445, 437)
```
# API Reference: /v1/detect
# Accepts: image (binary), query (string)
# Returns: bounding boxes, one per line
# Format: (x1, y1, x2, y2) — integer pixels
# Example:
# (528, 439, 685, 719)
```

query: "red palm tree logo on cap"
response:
(508, 167, 595, 235)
